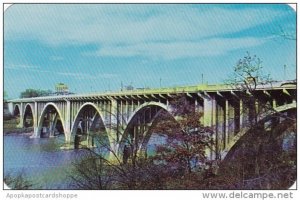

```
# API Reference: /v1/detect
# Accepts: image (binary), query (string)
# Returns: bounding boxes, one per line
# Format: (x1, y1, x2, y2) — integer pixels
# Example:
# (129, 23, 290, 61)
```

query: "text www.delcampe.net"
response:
(202, 191, 294, 200)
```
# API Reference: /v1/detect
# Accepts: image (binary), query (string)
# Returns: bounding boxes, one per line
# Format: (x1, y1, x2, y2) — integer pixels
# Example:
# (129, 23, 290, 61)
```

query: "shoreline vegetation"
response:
(3, 118, 33, 136)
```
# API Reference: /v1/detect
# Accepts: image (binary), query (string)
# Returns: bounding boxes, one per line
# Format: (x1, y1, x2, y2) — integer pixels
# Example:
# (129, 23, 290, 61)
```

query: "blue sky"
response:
(4, 4, 296, 98)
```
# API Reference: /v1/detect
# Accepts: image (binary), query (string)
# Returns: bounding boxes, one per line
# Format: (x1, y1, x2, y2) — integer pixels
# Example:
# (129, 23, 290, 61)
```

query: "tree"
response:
(68, 138, 172, 189)
(67, 95, 213, 189)
(226, 51, 295, 126)
(68, 108, 172, 189)
(227, 51, 272, 91)
(68, 150, 116, 189)
(207, 115, 296, 189)
(4, 171, 34, 189)
(20, 89, 39, 98)
(149, 95, 213, 175)
(216, 52, 297, 189)
(225, 52, 274, 128)
(4, 91, 8, 101)
(20, 89, 52, 98)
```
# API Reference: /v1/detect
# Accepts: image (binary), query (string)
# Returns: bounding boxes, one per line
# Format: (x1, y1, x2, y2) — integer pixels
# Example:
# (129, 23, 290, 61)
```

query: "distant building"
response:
(124, 85, 134, 91)
(55, 83, 70, 95)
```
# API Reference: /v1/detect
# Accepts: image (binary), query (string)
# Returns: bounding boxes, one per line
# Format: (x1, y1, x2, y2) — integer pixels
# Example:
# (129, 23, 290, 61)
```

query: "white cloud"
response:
(97, 37, 268, 60)
(5, 5, 285, 45)
(4, 4, 292, 59)
(5, 63, 118, 79)
(58, 72, 118, 80)
(50, 56, 64, 61)
(57, 72, 96, 80)
(5, 64, 38, 69)
(5, 65, 55, 74)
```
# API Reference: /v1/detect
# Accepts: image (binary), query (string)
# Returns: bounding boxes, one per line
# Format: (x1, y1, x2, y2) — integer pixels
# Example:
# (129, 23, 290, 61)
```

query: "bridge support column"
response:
(64, 100, 71, 143)
(49, 114, 55, 137)
(203, 96, 217, 160)
(272, 99, 277, 108)
(108, 99, 120, 161)
(32, 102, 39, 138)
(49, 113, 60, 137)
(125, 100, 129, 121)
(17, 102, 24, 128)
(203, 97, 216, 127)
(239, 99, 244, 130)
(8, 102, 14, 115)
(225, 100, 229, 148)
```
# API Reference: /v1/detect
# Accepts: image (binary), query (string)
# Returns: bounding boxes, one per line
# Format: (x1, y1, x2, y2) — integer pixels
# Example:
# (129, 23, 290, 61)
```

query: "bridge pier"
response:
(107, 99, 121, 161)
(16, 102, 24, 128)
(64, 100, 72, 144)
(8, 102, 14, 116)
(30, 127, 40, 138)
(216, 98, 226, 158)
(31, 102, 39, 138)
(203, 96, 217, 160)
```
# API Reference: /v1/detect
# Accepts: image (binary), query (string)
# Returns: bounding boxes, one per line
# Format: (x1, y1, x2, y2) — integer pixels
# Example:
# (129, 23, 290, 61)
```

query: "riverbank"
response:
(3, 118, 33, 136)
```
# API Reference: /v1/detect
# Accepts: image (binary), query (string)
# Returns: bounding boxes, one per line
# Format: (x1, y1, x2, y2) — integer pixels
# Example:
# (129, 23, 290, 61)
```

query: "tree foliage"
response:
(4, 91, 8, 100)
(4, 171, 34, 189)
(68, 151, 116, 189)
(150, 95, 212, 174)
(20, 89, 52, 98)
(217, 52, 297, 189)
(67, 52, 295, 189)
(206, 117, 296, 189)
(68, 94, 214, 189)
(227, 51, 272, 92)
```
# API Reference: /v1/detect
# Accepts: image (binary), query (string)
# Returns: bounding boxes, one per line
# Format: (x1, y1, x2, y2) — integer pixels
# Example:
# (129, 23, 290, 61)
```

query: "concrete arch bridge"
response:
(7, 82, 296, 161)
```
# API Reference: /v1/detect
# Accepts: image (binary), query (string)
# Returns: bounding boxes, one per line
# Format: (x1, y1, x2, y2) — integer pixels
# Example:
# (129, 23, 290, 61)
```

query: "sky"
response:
(4, 4, 296, 99)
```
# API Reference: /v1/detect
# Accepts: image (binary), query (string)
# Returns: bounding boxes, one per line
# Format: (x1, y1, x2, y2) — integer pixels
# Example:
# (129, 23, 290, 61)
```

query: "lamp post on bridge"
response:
(160, 78, 162, 88)
(284, 64, 287, 80)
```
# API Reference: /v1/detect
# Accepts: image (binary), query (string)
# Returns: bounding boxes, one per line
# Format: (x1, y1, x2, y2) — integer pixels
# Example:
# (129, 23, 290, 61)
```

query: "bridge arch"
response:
(13, 104, 21, 117)
(23, 103, 34, 128)
(119, 101, 175, 158)
(37, 103, 66, 138)
(222, 102, 297, 160)
(71, 102, 109, 151)
(126, 102, 169, 125)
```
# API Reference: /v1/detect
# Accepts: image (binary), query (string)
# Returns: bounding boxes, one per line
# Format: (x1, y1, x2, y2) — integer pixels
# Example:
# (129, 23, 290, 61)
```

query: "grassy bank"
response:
(3, 118, 33, 135)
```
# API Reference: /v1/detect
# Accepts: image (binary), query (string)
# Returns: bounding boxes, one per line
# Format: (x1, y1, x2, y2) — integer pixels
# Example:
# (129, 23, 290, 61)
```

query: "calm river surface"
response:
(4, 134, 87, 189)
(4, 133, 164, 189)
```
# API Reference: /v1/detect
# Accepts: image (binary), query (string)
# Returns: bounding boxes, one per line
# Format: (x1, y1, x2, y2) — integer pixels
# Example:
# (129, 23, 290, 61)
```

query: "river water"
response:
(4, 134, 87, 189)
(4, 133, 165, 189)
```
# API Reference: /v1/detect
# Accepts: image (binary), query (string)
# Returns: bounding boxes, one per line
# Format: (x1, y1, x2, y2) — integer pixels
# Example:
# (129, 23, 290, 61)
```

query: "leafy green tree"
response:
(4, 171, 34, 189)
(4, 91, 8, 100)
(68, 95, 212, 189)
(20, 89, 52, 98)
(217, 52, 297, 189)
(150, 95, 212, 175)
